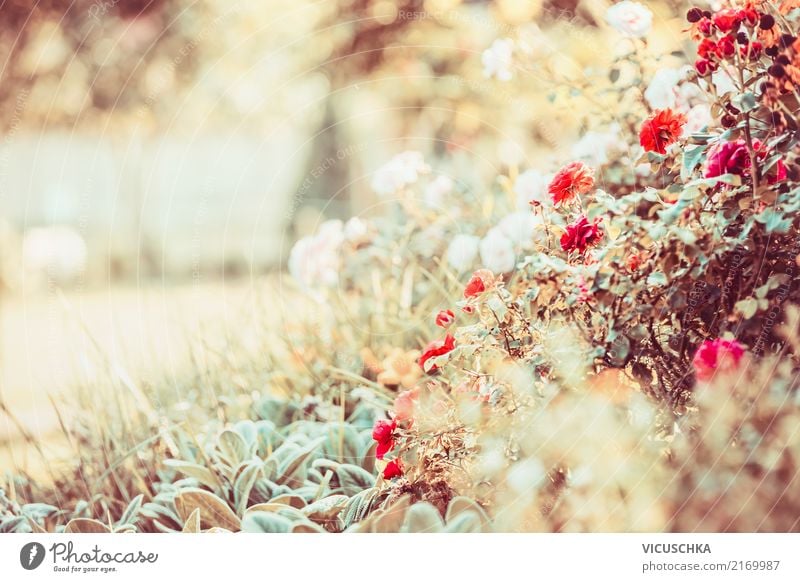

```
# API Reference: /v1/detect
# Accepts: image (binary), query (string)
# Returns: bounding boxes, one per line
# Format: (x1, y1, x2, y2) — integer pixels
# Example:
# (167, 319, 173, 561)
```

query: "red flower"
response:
(712, 8, 741, 32)
(418, 334, 456, 373)
(694, 58, 716, 76)
(463, 271, 488, 298)
(372, 419, 396, 459)
(560, 215, 604, 254)
(639, 109, 687, 154)
(693, 338, 746, 382)
(394, 389, 418, 423)
(382, 459, 403, 479)
(461, 304, 475, 314)
(715, 35, 736, 58)
(435, 309, 455, 328)
(703, 139, 751, 178)
(697, 38, 717, 59)
(626, 251, 644, 271)
(548, 161, 595, 206)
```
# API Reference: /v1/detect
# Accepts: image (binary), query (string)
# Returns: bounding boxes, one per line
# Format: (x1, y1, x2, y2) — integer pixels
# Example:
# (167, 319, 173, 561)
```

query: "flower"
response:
(382, 459, 404, 479)
(464, 271, 488, 298)
(682, 104, 713, 136)
(370, 151, 430, 196)
(435, 309, 455, 328)
(639, 109, 687, 154)
(570, 124, 626, 167)
(560, 215, 604, 254)
(394, 389, 418, 423)
(376, 348, 422, 388)
(605, 1, 653, 38)
(482, 38, 514, 81)
(344, 216, 369, 244)
(480, 229, 516, 273)
(424, 175, 453, 208)
(498, 211, 540, 245)
(372, 418, 397, 459)
(548, 161, 595, 206)
(692, 338, 746, 382)
(446, 234, 480, 272)
(514, 169, 552, 208)
(645, 67, 686, 109)
(703, 138, 751, 178)
(712, 8, 741, 33)
(288, 219, 344, 290)
(419, 334, 456, 373)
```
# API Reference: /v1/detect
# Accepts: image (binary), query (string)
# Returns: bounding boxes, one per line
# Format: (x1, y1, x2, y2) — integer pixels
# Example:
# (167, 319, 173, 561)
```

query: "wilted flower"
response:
(639, 108, 687, 154)
(435, 309, 455, 328)
(377, 348, 423, 388)
(692, 338, 746, 381)
(372, 418, 397, 459)
(548, 161, 595, 206)
(419, 334, 456, 373)
(480, 229, 516, 273)
(561, 215, 604, 254)
(605, 1, 653, 38)
(482, 38, 514, 81)
(382, 459, 404, 479)
(446, 234, 480, 272)
(394, 388, 418, 423)
(370, 151, 430, 196)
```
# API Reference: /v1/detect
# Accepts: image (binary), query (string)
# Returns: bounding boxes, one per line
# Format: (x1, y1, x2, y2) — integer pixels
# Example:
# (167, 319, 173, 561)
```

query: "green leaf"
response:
(681, 145, 706, 181)
(241, 512, 292, 533)
(646, 271, 668, 287)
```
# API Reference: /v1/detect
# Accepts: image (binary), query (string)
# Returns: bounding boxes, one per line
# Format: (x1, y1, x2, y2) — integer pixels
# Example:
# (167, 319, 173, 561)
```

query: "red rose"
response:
(712, 8, 741, 32)
(418, 334, 456, 373)
(715, 35, 736, 57)
(548, 161, 595, 206)
(463, 273, 487, 298)
(703, 139, 751, 178)
(372, 419, 397, 459)
(693, 338, 746, 382)
(560, 215, 604, 254)
(639, 109, 687, 154)
(435, 309, 455, 328)
(382, 459, 403, 479)
(697, 38, 717, 59)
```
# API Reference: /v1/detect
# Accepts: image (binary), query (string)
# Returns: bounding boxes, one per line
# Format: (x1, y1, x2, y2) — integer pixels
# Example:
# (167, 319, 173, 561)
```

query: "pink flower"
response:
(548, 161, 595, 206)
(372, 419, 396, 459)
(419, 334, 456, 373)
(692, 338, 746, 382)
(382, 459, 403, 479)
(560, 215, 604, 254)
(435, 309, 455, 328)
(704, 139, 751, 178)
(393, 389, 418, 424)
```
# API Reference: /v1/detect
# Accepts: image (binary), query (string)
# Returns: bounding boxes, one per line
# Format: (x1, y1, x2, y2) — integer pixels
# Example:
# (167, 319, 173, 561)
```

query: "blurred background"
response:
(0, 0, 689, 476)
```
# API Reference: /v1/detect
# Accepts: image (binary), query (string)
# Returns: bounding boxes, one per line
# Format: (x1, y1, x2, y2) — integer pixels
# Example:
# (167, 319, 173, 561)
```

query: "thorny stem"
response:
(733, 54, 760, 198)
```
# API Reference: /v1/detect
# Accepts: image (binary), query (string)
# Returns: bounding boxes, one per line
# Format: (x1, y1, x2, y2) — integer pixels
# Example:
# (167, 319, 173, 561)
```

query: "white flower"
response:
(498, 211, 540, 246)
(446, 234, 480, 272)
(370, 151, 430, 196)
(683, 104, 713, 137)
(645, 67, 685, 109)
(570, 124, 626, 167)
(514, 169, 552, 210)
(605, 1, 653, 38)
(424, 175, 453, 208)
(645, 67, 702, 110)
(344, 216, 369, 244)
(480, 229, 516, 274)
(288, 219, 344, 289)
(482, 38, 514, 81)
(507, 458, 547, 493)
